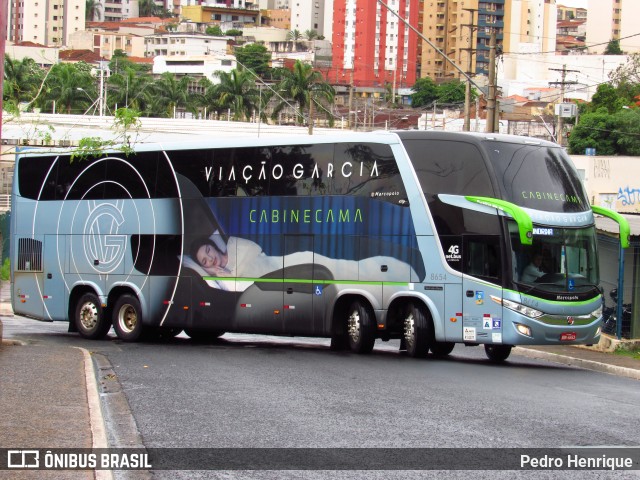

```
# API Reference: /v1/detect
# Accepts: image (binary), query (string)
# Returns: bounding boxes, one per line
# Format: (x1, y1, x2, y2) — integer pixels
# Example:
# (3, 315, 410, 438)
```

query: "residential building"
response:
(586, 0, 640, 54)
(420, 0, 509, 80)
(152, 54, 237, 84)
(5, 0, 85, 47)
(4, 42, 59, 68)
(556, 4, 586, 21)
(263, 9, 291, 30)
(68, 23, 150, 59)
(503, 0, 557, 56)
(144, 32, 231, 57)
(502, 0, 557, 78)
(181, 2, 261, 27)
(330, 0, 419, 90)
(100, 1, 140, 21)
(290, 1, 326, 38)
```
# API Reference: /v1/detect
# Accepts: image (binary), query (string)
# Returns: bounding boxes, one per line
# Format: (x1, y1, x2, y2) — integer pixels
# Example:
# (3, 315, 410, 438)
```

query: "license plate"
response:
(560, 332, 577, 341)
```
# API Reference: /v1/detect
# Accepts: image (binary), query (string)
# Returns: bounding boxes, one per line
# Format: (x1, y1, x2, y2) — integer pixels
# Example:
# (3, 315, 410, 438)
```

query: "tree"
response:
(206, 25, 224, 36)
(234, 44, 271, 77)
(45, 62, 97, 114)
(568, 108, 640, 156)
(3, 56, 44, 111)
(610, 53, 640, 86)
(107, 67, 153, 114)
(225, 29, 243, 37)
(86, 0, 102, 21)
(148, 72, 194, 117)
(604, 39, 623, 55)
(286, 29, 303, 51)
(304, 30, 319, 41)
(138, 0, 156, 17)
(212, 69, 259, 121)
(589, 84, 621, 113)
(436, 79, 469, 104)
(410, 77, 438, 108)
(272, 61, 335, 126)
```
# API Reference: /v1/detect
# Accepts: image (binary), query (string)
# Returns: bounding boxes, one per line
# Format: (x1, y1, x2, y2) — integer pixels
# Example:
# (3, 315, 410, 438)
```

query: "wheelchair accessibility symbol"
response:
(315, 285, 323, 296)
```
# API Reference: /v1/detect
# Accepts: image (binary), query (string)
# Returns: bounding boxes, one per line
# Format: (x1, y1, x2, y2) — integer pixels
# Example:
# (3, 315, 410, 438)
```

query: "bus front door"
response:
(461, 235, 503, 345)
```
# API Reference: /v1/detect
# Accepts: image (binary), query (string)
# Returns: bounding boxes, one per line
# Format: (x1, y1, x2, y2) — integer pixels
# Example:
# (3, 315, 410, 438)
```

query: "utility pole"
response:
(549, 65, 579, 146)
(486, 29, 497, 133)
(461, 8, 477, 132)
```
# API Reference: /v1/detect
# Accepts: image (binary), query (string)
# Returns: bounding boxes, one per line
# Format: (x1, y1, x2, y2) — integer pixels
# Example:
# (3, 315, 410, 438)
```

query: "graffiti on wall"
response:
(593, 158, 611, 179)
(617, 186, 640, 207)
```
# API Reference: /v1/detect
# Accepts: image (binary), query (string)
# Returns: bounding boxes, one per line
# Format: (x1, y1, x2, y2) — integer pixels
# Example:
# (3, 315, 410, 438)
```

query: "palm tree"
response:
(148, 72, 194, 118)
(107, 68, 153, 114)
(3, 56, 44, 110)
(138, 0, 157, 17)
(286, 29, 303, 52)
(45, 62, 97, 114)
(304, 29, 318, 41)
(85, 0, 102, 21)
(272, 61, 335, 128)
(212, 69, 259, 121)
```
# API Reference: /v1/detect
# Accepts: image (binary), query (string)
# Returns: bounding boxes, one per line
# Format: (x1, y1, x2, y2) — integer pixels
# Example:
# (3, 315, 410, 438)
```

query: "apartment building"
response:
(586, 0, 640, 54)
(5, 0, 85, 47)
(144, 32, 230, 57)
(420, 0, 508, 80)
(556, 4, 586, 21)
(181, 1, 260, 26)
(290, 1, 326, 37)
(331, 0, 419, 89)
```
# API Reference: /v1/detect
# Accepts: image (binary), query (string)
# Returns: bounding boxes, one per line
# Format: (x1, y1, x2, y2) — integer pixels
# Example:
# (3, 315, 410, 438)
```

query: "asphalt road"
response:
(3, 317, 640, 479)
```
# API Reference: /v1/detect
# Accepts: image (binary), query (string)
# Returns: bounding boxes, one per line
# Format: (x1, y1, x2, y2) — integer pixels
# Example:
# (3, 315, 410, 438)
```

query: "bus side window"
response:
(464, 236, 502, 283)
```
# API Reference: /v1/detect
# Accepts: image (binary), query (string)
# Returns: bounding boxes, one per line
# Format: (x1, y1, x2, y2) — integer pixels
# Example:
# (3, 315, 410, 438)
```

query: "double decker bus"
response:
(10, 131, 629, 361)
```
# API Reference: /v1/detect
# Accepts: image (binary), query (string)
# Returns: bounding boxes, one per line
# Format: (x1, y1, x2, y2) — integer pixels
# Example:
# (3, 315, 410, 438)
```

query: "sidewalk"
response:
(0, 286, 110, 479)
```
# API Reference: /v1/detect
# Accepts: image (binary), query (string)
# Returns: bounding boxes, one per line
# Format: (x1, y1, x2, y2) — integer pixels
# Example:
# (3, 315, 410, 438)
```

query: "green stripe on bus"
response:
(203, 276, 410, 287)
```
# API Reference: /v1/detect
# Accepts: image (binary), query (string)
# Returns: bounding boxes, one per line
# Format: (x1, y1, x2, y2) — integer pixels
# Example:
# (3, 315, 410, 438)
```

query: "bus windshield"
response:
(509, 222, 599, 293)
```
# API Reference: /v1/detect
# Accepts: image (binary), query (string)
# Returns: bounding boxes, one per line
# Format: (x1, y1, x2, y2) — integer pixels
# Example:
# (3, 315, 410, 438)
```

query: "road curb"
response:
(515, 346, 640, 381)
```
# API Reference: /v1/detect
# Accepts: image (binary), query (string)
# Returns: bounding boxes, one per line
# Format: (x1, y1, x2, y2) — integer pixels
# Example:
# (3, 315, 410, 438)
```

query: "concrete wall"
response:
(571, 155, 640, 213)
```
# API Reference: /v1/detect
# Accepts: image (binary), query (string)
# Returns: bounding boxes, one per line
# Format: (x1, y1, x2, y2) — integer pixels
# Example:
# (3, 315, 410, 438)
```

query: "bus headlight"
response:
(493, 297, 544, 319)
(591, 304, 603, 318)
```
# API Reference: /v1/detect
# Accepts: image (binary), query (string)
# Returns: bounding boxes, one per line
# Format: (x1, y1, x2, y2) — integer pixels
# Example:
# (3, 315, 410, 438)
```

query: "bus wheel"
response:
(430, 341, 455, 357)
(113, 294, 144, 342)
(484, 344, 512, 362)
(346, 300, 376, 354)
(403, 302, 432, 358)
(75, 293, 111, 340)
(184, 329, 224, 343)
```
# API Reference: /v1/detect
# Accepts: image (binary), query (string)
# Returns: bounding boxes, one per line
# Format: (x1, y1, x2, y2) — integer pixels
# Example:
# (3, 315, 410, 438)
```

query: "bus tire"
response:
(113, 294, 144, 342)
(430, 341, 455, 357)
(484, 344, 512, 362)
(74, 293, 111, 340)
(346, 300, 376, 354)
(403, 302, 432, 358)
(184, 328, 224, 343)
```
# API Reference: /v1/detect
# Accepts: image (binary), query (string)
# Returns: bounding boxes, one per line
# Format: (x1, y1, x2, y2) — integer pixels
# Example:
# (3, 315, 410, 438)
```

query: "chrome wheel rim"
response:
(404, 312, 416, 351)
(347, 309, 361, 343)
(79, 301, 98, 331)
(117, 304, 137, 334)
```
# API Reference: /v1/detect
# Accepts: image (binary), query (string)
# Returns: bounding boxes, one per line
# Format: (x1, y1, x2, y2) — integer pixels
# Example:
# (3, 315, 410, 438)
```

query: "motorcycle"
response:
(601, 288, 632, 338)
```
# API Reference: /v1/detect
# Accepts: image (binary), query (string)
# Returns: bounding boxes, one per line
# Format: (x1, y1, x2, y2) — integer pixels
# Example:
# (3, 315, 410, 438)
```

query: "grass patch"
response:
(613, 346, 640, 360)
